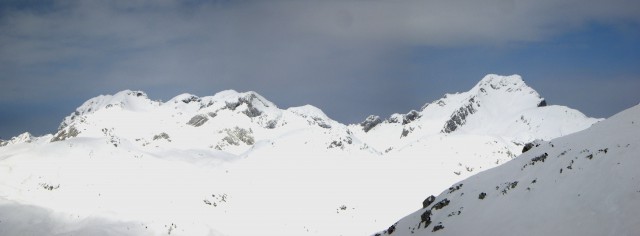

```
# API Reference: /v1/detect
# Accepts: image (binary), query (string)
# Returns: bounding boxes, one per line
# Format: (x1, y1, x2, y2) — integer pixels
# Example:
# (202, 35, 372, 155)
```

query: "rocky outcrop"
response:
(51, 126, 80, 142)
(187, 114, 210, 127)
(441, 102, 476, 133)
(361, 115, 382, 132)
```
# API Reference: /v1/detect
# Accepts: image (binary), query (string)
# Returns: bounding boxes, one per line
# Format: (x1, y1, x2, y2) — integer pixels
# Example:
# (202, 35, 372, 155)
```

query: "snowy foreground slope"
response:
(375, 104, 640, 236)
(0, 74, 600, 235)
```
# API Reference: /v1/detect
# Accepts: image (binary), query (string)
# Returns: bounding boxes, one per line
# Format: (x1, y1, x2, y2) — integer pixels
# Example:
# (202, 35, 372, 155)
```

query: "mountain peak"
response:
(0, 132, 33, 146)
(475, 74, 525, 90)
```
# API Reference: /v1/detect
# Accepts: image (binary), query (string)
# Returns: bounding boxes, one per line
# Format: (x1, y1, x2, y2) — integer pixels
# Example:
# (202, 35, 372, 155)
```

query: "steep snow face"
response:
(351, 74, 599, 152)
(375, 104, 640, 236)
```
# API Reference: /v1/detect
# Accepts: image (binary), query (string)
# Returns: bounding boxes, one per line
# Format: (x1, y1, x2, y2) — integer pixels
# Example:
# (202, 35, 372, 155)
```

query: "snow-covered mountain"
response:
(0, 74, 601, 235)
(351, 74, 595, 151)
(374, 103, 640, 236)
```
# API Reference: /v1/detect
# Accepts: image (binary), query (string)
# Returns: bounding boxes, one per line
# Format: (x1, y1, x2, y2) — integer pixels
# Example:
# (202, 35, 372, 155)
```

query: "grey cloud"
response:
(0, 0, 638, 137)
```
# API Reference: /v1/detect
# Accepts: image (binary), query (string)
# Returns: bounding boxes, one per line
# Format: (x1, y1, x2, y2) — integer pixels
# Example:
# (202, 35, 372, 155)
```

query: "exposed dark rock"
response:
(311, 117, 331, 129)
(420, 210, 432, 228)
(402, 110, 421, 125)
(478, 192, 486, 199)
(361, 115, 382, 132)
(224, 93, 265, 118)
(432, 223, 444, 232)
(522, 140, 542, 153)
(522, 143, 535, 153)
(264, 120, 278, 129)
(448, 184, 463, 194)
(400, 128, 411, 138)
(181, 95, 201, 104)
(243, 105, 262, 118)
(329, 141, 343, 148)
(529, 153, 548, 165)
(499, 181, 520, 195)
(187, 114, 209, 127)
(431, 198, 450, 210)
(537, 99, 547, 107)
(386, 223, 397, 234)
(423, 195, 436, 208)
(441, 102, 476, 133)
(51, 126, 80, 142)
(39, 183, 60, 191)
(153, 132, 171, 142)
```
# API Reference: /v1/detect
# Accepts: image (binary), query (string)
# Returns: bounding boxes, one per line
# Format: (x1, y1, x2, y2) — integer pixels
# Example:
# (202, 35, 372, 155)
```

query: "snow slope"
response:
(0, 74, 601, 235)
(375, 103, 640, 236)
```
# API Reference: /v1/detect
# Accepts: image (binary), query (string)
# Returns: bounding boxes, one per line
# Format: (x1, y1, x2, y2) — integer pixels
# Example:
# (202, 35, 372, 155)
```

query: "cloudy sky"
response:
(1, 0, 639, 138)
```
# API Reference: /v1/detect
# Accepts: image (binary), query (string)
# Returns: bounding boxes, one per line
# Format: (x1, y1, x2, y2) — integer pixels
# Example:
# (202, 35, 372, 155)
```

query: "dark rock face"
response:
(386, 222, 397, 234)
(441, 102, 476, 133)
(423, 195, 436, 208)
(224, 93, 265, 118)
(187, 114, 209, 127)
(361, 115, 382, 132)
(181, 95, 201, 104)
(264, 120, 278, 129)
(522, 140, 541, 153)
(243, 105, 262, 118)
(432, 223, 444, 232)
(328, 137, 353, 149)
(478, 192, 486, 199)
(51, 126, 80, 142)
(537, 99, 547, 107)
(402, 110, 421, 125)
(529, 153, 548, 165)
(431, 198, 450, 210)
(311, 117, 331, 129)
(448, 184, 463, 194)
(522, 143, 535, 153)
(420, 210, 432, 228)
(400, 128, 411, 138)
(153, 132, 171, 142)
(0, 140, 7, 147)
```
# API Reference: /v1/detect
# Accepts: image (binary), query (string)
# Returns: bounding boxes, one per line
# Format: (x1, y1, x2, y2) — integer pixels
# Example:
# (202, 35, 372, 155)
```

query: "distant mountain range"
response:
(0, 74, 611, 236)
